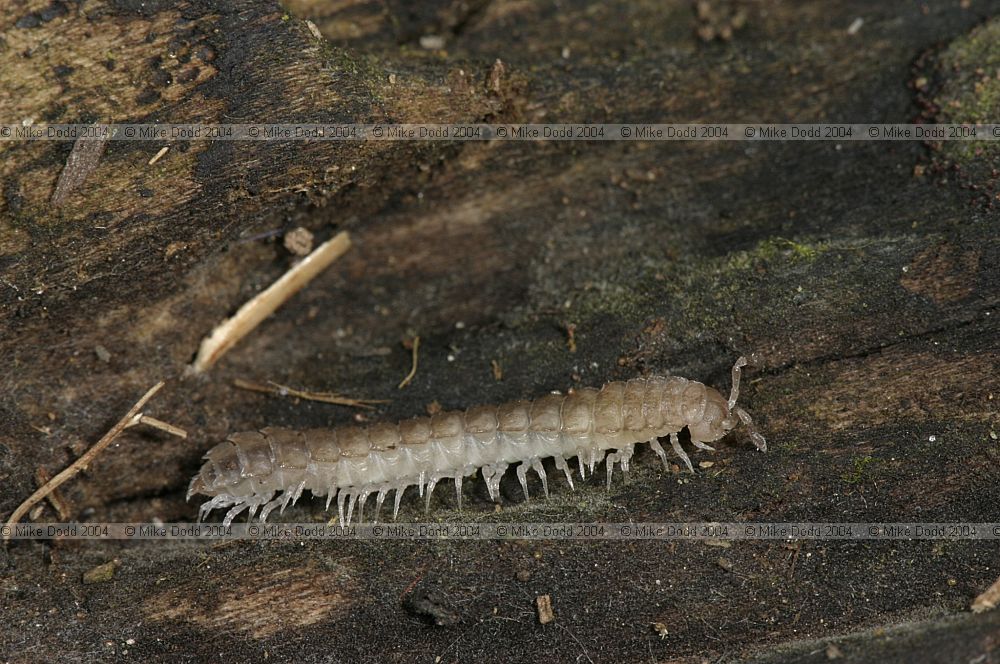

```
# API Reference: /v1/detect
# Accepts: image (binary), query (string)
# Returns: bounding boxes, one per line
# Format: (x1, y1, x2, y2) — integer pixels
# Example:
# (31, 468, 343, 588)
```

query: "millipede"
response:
(190, 356, 767, 526)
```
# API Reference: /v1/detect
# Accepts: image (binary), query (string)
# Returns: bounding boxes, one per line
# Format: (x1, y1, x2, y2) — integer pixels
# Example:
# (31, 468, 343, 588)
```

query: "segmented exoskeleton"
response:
(190, 357, 766, 526)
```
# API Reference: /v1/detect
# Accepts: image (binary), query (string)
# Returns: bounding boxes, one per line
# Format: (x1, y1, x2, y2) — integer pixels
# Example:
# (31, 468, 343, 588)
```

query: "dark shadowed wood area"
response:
(1, 0, 999, 662)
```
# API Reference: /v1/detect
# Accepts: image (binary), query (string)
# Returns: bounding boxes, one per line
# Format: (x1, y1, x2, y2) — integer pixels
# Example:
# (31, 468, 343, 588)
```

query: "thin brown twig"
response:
(33, 468, 70, 520)
(398, 336, 420, 389)
(233, 378, 388, 409)
(3, 381, 165, 543)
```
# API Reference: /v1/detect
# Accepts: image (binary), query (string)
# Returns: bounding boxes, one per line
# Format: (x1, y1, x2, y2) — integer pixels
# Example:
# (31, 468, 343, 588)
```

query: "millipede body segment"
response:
(190, 357, 766, 526)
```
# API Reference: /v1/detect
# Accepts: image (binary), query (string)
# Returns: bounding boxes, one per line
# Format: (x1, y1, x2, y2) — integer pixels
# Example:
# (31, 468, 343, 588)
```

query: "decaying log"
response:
(2, 1, 999, 662)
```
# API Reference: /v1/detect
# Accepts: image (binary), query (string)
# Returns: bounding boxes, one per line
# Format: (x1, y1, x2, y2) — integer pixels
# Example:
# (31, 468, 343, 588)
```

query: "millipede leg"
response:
(516, 462, 530, 501)
(223, 503, 249, 528)
(531, 458, 549, 499)
(199, 495, 230, 522)
(619, 444, 634, 484)
(393, 485, 405, 520)
(482, 465, 498, 502)
(555, 456, 575, 490)
(374, 487, 388, 522)
(281, 487, 296, 514)
(606, 452, 618, 490)
(670, 432, 694, 473)
(357, 488, 372, 523)
(260, 495, 284, 522)
(425, 477, 439, 513)
(337, 490, 347, 525)
(649, 439, 669, 469)
(294, 481, 306, 504)
(345, 492, 358, 524)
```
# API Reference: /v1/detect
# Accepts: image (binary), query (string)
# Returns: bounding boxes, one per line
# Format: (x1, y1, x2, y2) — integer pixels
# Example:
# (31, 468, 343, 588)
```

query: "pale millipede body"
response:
(190, 357, 767, 526)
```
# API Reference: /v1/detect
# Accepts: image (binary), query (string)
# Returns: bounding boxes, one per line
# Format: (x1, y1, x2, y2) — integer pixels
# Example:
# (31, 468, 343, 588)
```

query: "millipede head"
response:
(687, 356, 767, 452)
(686, 387, 736, 444)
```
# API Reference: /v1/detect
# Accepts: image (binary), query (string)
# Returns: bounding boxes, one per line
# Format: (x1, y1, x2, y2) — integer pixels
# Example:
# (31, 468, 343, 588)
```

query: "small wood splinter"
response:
(189, 231, 351, 374)
(51, 125, 109, 207)
(972, 576, 1000, 613)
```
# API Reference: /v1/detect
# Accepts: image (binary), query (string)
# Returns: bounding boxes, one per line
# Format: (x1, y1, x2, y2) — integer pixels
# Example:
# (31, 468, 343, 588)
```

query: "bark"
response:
(1, 1, 999, 662)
